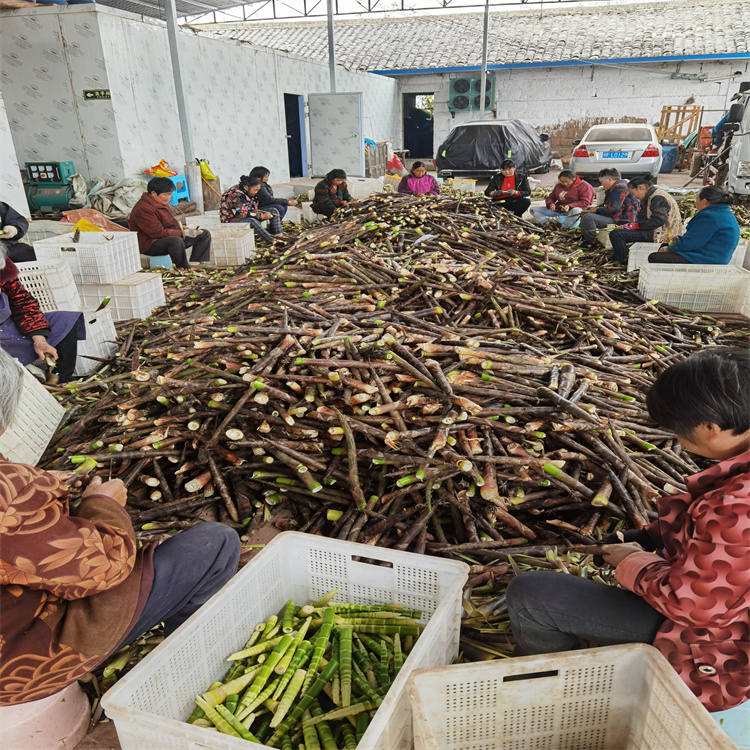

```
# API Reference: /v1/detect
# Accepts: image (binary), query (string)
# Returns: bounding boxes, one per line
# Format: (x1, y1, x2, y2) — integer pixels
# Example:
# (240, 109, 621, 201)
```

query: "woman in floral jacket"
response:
(507, 347, 750, 712)
(0, 346, 240, 705)
(219, 176, 282, 243)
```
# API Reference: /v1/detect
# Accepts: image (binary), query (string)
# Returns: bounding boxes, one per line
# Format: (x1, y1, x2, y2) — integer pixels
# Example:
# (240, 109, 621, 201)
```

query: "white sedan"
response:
(569, 123, 664, 184)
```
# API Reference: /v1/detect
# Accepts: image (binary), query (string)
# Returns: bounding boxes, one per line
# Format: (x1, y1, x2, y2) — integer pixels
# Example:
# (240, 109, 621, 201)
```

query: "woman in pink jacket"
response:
(397, 162, 441, 197)
(507, 347, 750, 712)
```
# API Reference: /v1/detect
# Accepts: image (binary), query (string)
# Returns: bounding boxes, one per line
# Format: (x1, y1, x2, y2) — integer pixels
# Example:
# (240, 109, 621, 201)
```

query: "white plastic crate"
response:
(638, 264, 750, 314)
(409, 644, 737, 750)
(284, 206, 302, 223)
(347, 176, 385, 200)
(184, 213, 222, 229)
(210, 225, 256, 266)
(447, 178, 477, 193)
(628, 239, 748, 273)
(301, 202, 322, 222)
(0, 366, 65, 466)
(74, 306, 118, 377)
(14, 260, 81, 313)
(102, 532, 468, 750)
(33, 231, 141, 284)
(78, 273, 166, 322)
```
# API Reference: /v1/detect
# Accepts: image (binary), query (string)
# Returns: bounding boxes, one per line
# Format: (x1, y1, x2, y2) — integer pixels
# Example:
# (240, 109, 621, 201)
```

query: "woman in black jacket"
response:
(249, 166, 298, 220)
(484, 159, 532, 217)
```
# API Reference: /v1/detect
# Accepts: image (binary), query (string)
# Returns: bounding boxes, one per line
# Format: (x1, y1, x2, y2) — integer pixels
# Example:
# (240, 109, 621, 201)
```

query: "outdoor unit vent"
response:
(449, 76, 496, 112)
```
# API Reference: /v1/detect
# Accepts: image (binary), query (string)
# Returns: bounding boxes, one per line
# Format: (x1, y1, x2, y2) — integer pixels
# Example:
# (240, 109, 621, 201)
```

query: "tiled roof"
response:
(194, 0, 750, 72)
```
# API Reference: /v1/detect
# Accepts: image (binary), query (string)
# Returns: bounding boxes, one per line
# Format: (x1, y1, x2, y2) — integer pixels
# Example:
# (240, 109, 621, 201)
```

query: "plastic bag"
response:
(197, 159, 217, 181)
(144, 159, 178, 177)
(387, 154, 407, 176)
(71, 218, 104, 233)
(61, 208, 128, 232)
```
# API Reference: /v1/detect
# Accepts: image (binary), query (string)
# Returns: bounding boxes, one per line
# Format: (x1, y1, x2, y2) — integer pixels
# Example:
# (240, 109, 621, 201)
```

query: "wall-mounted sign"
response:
(83, 89, 111, 100)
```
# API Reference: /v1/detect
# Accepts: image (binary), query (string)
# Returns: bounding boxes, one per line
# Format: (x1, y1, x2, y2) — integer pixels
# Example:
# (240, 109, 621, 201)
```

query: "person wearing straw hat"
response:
(0, 343, 240, 706)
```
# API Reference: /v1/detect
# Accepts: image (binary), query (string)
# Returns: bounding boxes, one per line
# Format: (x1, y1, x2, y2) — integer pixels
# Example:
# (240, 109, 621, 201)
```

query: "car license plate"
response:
(603, 151, 628, 158)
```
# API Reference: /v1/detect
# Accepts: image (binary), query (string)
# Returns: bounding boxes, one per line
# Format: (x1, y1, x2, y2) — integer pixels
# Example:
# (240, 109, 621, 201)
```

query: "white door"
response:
(308, 92, 365, 177)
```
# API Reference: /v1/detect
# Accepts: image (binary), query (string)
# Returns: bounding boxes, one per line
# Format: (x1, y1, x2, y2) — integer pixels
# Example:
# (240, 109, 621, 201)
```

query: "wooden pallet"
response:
(658, 105, 702, 144)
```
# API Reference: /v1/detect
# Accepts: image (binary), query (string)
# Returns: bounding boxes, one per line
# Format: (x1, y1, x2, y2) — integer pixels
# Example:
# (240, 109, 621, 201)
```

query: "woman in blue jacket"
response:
(648, 186, 740, 264)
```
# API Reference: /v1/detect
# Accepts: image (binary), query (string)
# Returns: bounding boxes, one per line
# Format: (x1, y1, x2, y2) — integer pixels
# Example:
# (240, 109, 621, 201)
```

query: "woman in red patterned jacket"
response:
(0, 242, 83, 382)
(506, 347, 750, 712)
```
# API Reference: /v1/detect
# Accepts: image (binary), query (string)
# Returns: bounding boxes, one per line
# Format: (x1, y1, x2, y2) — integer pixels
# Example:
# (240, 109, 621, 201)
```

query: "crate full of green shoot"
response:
(102, 532, 468, 750)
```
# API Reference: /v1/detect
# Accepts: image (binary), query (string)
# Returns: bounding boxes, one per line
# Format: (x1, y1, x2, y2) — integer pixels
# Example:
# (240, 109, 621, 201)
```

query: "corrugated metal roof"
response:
(192, 0, 750, 72)
(95, 0, 247, 22)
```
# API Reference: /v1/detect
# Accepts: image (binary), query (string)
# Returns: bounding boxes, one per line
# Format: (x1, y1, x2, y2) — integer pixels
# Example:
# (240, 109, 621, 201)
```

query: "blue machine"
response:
(25, 161, 76, 213)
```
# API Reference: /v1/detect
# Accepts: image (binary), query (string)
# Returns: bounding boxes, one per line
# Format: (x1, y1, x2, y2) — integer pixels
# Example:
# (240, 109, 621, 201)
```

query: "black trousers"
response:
(53, 325, 79, 383)
(312, 203, 336, 219)
(148, 231, 211, 269)
(493, 195, 531, 217)
(647, 252, 691, 264)
(608, 228, 654, 264)
(6, 241, 36, 263)
(507, 571, 665, 656)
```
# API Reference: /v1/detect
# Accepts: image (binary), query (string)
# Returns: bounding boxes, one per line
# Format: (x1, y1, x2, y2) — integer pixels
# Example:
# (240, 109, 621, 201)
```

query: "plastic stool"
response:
(168, 174, 190, 205)
(149, 254, 173, 269)
(714, 701, 750, 749)
(0, 681, 90, 749)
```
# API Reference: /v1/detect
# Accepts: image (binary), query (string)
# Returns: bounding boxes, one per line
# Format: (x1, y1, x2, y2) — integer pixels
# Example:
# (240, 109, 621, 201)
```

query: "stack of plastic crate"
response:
(33, 231, 165, 322)
(15, 260, 81, 314)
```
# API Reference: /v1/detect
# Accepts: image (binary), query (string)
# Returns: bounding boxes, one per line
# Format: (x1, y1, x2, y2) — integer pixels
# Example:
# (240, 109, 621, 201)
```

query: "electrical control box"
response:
(25, 161, 76, 186)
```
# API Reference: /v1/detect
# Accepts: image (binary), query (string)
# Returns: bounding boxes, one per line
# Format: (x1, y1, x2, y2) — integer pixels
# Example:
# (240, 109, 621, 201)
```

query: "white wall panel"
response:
(0, 92, 29, 217)
(0, 5, 401, 192)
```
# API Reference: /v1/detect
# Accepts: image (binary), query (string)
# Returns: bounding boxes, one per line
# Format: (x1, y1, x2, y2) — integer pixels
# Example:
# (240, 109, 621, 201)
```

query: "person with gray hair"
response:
(579, 168, 640, 247)
(0, 241, 83, 382)
(0, 342, 240, 705)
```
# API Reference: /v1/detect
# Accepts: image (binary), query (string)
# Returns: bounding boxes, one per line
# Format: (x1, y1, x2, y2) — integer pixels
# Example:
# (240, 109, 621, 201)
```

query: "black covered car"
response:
(435, 120, 552, 177)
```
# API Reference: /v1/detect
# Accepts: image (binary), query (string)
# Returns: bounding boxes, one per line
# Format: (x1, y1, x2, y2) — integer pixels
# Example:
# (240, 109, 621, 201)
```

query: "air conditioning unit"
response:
(449, 76, 496, 112)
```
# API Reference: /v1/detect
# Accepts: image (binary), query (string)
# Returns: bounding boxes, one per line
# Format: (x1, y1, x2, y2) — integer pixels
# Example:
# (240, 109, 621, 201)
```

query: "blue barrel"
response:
(659, 145, 679, 174)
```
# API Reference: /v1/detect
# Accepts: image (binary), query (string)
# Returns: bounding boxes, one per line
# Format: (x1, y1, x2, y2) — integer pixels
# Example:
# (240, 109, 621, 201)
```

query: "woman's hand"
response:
(82, 476, 128, 507)
(288, 199, 298, 207)
(600, 543, 644, 567)
(259, 212, 273, 221)
(31, 335, 58, 361)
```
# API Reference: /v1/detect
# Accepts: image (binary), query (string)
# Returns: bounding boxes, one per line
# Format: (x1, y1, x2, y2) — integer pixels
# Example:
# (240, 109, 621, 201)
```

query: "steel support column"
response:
(327, 0, 336, 92)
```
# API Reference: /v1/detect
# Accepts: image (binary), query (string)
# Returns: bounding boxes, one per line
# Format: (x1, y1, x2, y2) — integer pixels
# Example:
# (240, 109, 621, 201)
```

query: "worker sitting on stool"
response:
(0, 346, 240, 706)
(128, 177, 211, 270)
(529, 169, 594, 228)
(0, 202, 34, 264)
(648, 185, 740, 265)
(219, 176, 282, 243)
(0, 242, 83, 383)
(579, 167, 640, 247)
(312, 169, 357, 219)
(484, 159, 531, 217)
(507, 347, 750, 714)
(607, 176, 684, 266)
(249, 166, 297, 220)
